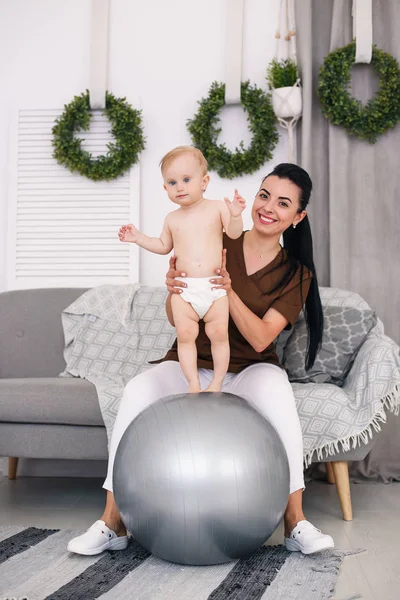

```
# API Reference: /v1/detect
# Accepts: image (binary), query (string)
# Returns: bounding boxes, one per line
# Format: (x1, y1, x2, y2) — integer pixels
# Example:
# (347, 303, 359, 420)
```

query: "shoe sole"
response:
(285, 539, 335, 555)
(67, 537, 128, 556)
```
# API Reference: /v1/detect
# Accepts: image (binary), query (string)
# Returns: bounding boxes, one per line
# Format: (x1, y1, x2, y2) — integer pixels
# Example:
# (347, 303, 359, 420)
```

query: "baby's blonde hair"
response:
(160, 146, 208, 176)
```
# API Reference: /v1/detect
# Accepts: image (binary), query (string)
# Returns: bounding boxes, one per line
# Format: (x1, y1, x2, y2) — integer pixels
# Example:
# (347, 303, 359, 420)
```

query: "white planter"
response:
(272, 86, 302, 119)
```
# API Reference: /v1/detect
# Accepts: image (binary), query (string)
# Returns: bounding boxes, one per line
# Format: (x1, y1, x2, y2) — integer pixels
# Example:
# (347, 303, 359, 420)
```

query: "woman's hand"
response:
(210, 249, 232, 295)
(165, 255, 187, 294)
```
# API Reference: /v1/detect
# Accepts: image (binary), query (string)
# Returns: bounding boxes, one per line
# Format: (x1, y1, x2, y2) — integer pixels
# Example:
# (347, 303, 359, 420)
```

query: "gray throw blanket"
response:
(60, 284, 176, 443)
(61, 284, 400, 463)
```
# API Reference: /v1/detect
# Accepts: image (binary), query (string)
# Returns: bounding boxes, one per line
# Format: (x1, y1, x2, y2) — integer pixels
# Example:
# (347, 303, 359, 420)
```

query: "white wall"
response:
(0, 0, 288, 291)
(0, 0, 288, 476)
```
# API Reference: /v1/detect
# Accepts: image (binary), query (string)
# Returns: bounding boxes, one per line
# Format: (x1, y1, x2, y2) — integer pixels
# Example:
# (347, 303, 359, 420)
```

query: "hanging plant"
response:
(266, 57, 298, 89)
(52, 91, 145, 181)
(317, 41, 400, 143)
(267, 57, 302, 120)
(187, 81, 279, 179)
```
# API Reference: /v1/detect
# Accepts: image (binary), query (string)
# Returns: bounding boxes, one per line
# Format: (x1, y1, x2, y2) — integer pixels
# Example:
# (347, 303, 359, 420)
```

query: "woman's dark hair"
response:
(262, 163, 324, 371)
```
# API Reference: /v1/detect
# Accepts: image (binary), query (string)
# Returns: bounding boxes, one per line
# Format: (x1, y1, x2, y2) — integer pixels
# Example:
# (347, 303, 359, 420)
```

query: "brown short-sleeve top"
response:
(160, 232, 312, 373)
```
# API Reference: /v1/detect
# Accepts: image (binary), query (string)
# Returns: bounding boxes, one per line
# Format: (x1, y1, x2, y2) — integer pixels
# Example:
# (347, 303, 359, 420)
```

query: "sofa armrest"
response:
(342, 332, 400, 413)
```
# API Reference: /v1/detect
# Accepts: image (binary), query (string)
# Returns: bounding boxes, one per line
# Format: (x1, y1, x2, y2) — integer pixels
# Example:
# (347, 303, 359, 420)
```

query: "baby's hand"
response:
(224, 189, 246, 218)
(118, 224, 141, 243)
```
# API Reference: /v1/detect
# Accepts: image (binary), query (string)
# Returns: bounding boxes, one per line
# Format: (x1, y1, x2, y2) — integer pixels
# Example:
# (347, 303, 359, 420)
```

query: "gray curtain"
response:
(295, 0, 400, 482)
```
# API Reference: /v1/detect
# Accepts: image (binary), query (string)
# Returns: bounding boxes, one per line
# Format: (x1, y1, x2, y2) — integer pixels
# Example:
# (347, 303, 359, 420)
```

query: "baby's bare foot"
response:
(188, 381, 201, 394)
(204, 380, 223, 393)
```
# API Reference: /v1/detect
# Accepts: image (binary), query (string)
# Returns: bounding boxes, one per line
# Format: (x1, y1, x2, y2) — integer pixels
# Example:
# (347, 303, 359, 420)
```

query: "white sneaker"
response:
(67, 520, 129, 556)
(284, 520, 334, 555)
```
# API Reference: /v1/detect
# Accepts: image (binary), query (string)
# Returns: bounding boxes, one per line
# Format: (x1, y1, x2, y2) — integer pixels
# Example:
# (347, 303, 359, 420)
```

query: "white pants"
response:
(103, 361, 305, 494)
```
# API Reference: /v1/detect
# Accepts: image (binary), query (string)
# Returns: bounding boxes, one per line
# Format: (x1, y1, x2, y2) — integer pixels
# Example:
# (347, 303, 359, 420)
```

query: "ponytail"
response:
(283, 215, 324, 370)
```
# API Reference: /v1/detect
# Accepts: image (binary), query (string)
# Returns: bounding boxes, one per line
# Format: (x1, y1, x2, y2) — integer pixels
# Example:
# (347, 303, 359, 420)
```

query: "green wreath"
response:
(187, 81, 278, 179)
(52, 91, 145, 181)
(317, 41, 400, 143)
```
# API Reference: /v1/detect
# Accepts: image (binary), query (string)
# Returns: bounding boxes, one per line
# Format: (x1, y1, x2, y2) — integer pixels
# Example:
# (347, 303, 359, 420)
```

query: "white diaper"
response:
(178, 277, 227, 319)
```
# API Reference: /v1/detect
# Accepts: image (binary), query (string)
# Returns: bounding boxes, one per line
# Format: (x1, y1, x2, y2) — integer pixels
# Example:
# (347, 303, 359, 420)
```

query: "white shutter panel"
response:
(7, 109, 139, 290)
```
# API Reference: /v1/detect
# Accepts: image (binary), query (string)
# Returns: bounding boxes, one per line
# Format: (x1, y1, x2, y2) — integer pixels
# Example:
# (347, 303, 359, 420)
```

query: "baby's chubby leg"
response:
(203, 295, 229, 392)
(171, 293, 201, 393)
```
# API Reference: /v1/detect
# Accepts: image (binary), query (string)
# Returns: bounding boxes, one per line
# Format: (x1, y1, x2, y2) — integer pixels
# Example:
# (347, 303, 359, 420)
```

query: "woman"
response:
(68, 163, 334, 556)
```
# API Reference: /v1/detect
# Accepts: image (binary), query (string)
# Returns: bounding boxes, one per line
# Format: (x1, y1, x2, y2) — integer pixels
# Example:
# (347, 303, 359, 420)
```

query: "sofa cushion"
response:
(0, 377, 103, 426)
(0, 288, 88, 378)
(283, 306, 377, 385)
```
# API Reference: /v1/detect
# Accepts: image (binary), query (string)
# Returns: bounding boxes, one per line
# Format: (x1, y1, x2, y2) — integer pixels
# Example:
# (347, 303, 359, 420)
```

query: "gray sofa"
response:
(0, 287, 385, 521)
(0, 289, 108, 465)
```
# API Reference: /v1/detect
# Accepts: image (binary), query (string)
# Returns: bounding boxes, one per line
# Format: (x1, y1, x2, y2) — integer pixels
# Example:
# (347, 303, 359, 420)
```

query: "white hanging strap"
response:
(89, 0, 109, 109)
(275, 0, 284, 57)
(273, 0, 300, 164)
(277, 117, 299, 163)
(286, 0, 297, 62)
(275, 0, 297, 61)
(224, 0, 244, 105)
(352, 0, 373, 64)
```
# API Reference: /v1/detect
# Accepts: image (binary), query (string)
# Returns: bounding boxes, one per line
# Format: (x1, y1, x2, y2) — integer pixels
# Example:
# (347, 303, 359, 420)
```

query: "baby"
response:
(118, 146, 246, 392)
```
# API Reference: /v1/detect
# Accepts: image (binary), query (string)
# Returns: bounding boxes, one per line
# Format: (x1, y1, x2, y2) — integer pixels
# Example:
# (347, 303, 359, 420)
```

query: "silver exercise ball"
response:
(113, 392, 289, 566)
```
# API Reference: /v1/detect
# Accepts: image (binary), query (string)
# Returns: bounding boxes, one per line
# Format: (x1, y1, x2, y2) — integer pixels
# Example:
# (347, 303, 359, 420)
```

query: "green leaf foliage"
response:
(317, 41, 400, 143)
(187, 81, 279, 179)
(266, 58, 298, 89)
(52, 91, 145, 181)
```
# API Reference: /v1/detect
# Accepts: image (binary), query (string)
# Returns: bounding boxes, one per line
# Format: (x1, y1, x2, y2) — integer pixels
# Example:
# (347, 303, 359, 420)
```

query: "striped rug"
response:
(0, 526, 348, 599)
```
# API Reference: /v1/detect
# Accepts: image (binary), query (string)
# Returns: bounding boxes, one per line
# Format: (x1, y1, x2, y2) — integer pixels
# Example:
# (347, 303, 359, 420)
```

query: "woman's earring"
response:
(293, 223, 297, 229)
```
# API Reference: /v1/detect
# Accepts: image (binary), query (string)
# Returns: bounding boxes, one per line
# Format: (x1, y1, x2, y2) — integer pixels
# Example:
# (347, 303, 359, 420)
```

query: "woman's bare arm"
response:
(228, 293, 288, 352)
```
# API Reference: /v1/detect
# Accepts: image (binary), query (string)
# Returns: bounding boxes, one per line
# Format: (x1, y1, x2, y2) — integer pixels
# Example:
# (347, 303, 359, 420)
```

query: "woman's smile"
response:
(258, 213, 277, 225)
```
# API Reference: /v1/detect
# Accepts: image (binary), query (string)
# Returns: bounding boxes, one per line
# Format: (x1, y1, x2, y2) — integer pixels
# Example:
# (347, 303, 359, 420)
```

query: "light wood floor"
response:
(0, 476, 399, 599)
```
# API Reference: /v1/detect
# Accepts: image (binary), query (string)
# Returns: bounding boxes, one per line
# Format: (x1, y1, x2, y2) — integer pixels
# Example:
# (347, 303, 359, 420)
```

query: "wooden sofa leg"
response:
(326, 462, 335, 484)
(331, 461, 353, 521)
(8, 457, 19, 480)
